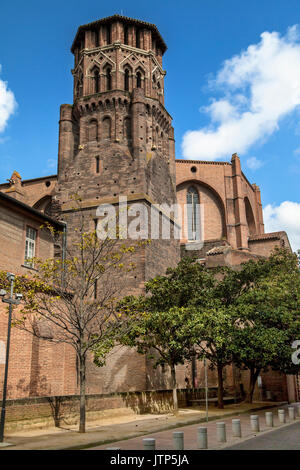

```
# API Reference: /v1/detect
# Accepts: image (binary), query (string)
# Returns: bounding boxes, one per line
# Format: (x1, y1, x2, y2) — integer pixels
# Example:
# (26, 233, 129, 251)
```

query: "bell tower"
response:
(57, 15, 177, 209)
(55, 15, 180, 393)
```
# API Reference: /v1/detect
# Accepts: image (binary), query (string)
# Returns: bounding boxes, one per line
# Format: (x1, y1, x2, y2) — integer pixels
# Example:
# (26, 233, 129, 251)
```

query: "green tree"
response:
(117, 296, 198, 411)
(12, 216, 136, 433)
(232, 248, 300, 402)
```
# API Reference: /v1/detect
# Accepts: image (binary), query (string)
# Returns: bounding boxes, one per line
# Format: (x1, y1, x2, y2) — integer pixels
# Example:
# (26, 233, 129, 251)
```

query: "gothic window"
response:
(102, 117, 111, 140)
(136, 71, 142, 88)
(92, 67, 100, 93)
(124, 68, 130, 91)
(187, 187, 200, 241)
(87, 119, 98, 142)
(105, 66, 112, 91)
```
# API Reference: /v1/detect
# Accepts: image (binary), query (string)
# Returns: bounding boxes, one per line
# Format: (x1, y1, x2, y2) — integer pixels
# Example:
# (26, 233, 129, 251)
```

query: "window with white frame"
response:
(187, 186, 200, 241)
(24, 226, 37, 267)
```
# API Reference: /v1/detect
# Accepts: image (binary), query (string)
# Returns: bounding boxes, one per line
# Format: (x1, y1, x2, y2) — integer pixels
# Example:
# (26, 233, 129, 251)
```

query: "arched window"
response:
(124, 68, 130, 91)
(136, 71, 142, 88)
(102, 117, 111, 140)
(105, 67, 112, 91)
(187, 187, 200, 241)
(92, 67, 100, 94)
(87, 119, 98, 142)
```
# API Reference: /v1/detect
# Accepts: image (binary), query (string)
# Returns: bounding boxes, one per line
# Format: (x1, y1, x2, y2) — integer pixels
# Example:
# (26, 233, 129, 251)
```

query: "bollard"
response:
(232, 419, 242, 438)
(173, 431, 184, 450)
(288, 406, 295, 420)
(143, 438, 156, 450)
(250, 415, 260, 432)
(278, 409, 285, 424)
(106, 447, 121, 450)
(216, 422, 226, 443)
(197, 427, 208, 449)
(265, 411, 273, 427)
(297, 404, 300, 418)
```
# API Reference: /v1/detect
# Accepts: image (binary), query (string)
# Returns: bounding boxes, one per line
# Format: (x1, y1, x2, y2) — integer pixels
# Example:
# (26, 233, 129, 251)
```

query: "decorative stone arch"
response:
(89, 65, 100, 94)
(103, 63, 112, 91)
(135, 65, 146, 90)
(104, 98, 111, 110)
(122, 63, 133, 92)
(176, 179, 227, 241)
(244, 196, 256, 236)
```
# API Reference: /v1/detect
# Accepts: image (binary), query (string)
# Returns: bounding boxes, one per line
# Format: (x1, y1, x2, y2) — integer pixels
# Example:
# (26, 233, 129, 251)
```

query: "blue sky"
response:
(1, 0, 300, 249)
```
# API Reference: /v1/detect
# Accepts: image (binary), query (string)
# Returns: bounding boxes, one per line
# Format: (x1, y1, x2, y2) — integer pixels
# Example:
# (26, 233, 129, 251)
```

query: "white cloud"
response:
(246, 156, 264, 170)
(0, 66, 17, 134)
(263, 201, 300, 252)
(182, 26, 300, 160)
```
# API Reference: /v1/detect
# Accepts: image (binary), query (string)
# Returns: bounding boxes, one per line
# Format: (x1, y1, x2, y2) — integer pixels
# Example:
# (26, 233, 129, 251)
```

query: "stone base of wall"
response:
(2, 388, 223, 433)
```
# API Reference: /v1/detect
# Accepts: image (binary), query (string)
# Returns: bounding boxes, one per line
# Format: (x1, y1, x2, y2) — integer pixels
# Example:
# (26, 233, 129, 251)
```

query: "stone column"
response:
(58, 104, 74, 179)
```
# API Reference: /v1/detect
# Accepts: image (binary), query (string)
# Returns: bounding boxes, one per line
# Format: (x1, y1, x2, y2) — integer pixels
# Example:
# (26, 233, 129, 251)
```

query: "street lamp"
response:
(0, 273, 22, 443)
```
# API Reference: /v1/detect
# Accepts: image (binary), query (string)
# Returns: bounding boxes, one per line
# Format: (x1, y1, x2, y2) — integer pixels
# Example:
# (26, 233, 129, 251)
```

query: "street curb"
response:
(218, 415, 300, 450)
(60, 402, 288, 451)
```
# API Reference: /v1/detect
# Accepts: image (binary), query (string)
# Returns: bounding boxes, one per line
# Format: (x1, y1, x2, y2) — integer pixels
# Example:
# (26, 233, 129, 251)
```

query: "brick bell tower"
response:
(55, 15, 180, 391)
(57, 14, 177, 203)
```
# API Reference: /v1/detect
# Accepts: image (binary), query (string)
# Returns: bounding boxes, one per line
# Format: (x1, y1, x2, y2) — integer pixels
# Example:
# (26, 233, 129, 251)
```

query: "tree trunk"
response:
(245, 367, 261, 403)
(79, 353, 86, 433)
(171, 364, 178, 413)
(217, 363, 224, 409)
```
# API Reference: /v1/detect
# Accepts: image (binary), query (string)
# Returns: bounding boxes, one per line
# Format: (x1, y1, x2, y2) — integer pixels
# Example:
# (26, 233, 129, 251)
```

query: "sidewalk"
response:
(91, 403, 299, 450)
(0, 401, 289, 450)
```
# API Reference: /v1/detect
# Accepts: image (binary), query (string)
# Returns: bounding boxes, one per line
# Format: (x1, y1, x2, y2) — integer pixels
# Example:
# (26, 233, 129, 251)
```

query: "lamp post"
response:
(204, 357, 208, 422)
(0, 273, 22, 443)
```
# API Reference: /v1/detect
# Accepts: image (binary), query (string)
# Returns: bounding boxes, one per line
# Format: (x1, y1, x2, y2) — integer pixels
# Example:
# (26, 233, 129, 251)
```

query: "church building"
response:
(0, 15, 297, 413)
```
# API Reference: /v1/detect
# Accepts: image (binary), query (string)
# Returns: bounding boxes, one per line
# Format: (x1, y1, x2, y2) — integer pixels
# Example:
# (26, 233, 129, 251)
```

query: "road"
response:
(226, 421, 300, 450)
